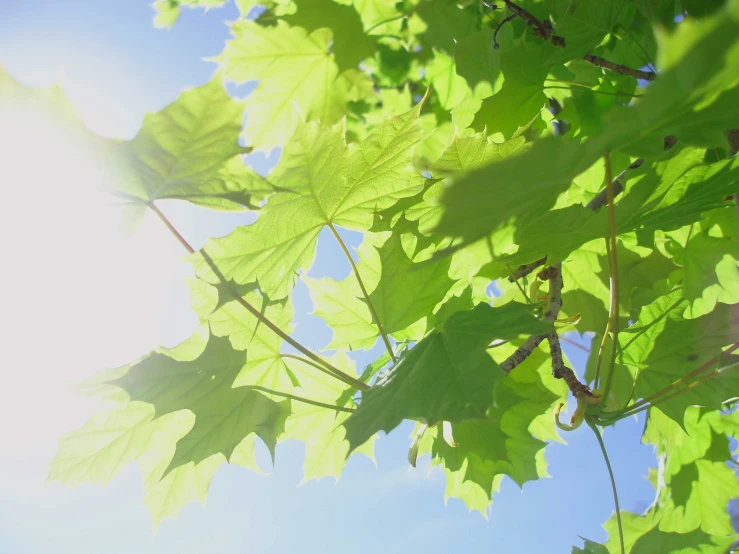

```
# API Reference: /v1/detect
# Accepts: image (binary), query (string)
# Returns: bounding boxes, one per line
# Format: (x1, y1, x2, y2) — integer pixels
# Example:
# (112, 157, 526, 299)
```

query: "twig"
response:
(489, 1, 656, 81)
(560, 335, 590, 353)
(501, 1, 565, 47)
(548, 331, 594, 399)
(500, 263, 563, 373)
(493, 14, 519, 49)
(582, 54, 655, 82)
(587, 420, 625, 554)
(507, 256, 547, 282)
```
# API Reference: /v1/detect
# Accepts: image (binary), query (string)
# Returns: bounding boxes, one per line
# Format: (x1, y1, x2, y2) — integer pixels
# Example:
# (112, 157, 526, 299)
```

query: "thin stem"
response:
(506, 262, 531, 304)
(560, 335, 591, 354)
(601, 362, 739, 422)
(605, 341, 739, 418)
(587, 420, 625, 554)
(599, 153, 620, 406)
(328, 222, 396, 364)
(493, 14, 518, 49)
(365, 14, 404, 34)
(593, 253, 613, 389)
(149, 202, 369, 391)
(248, 385, 354, 413)
(619, 297, 683, 354)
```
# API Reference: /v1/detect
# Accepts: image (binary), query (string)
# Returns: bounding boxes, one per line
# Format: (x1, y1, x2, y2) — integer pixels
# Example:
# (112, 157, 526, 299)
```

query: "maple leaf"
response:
(192, 105, 426, 300)
(219, 20, 374, 149)
(112, 331, 291, 476)
(343, 302, 553, 451)
(106, 77, 272, 219)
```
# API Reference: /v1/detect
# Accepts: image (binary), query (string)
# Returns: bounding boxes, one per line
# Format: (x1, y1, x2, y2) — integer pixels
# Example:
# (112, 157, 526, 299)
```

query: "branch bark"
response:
(497, 1, 656, 81)
(500, 263, 562, 373)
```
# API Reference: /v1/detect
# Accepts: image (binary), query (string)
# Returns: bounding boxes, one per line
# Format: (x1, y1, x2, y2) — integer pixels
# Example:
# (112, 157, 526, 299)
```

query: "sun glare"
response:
(0, 85, 190, 465)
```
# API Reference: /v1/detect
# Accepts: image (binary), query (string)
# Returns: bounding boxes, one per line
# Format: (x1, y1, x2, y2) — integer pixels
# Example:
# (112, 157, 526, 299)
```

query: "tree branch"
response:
(491, 1, 656, 81)
(507, 256, 547, 282)
(500, 263, 563, 373)
(582, 54, 655, 82)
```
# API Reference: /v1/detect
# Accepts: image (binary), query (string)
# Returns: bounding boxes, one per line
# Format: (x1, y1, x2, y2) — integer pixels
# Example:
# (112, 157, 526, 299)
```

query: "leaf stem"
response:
(600, 361, 739, 422)
(587, 419, 625, 554)
(247, 385, 355, 413)
(328, 222, 396, 364)
(149, 202, 369, 391)
(365, 14, 404, 34)
(560, 335, 591, 354)
(598, 153, 620, 408)
(601, 341, 739, 420)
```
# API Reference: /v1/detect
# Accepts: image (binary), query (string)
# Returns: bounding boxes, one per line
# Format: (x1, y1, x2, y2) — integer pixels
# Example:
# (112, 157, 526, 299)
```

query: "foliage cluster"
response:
(4, 0, 739, 551)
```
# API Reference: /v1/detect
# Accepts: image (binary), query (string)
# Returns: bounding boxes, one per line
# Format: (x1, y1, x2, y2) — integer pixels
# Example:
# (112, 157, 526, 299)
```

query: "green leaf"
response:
(426, 50, 471, 111)
(343, 302, 553, 452)
(283, 0, 377, 71)
(415, 0, 478, 56)
(453, 28, 497, 97)
(207, 289, 299, 391)
(479, 147, 739, 276)
(192, 106, 426, 300)
(220, 20, 372, 148)
(108, 76, 271, 213)
(48, 402, 194, 485)
(283, 352, 375, 483)
(423, 344, 564, 511)
(571, 538, 610, 554)
(550, 0, 631, 63)
(307, 231, 453, 348)
(439, 2, 739, 243)
(638, 407, 739, 536)
(630, 525, 735, 554)
(403, 132, 526, 236)
(353, 0, 404, 34)
(113, 332, 291, 475)
(152, 0, 227, 28)
(367, 233, 454, 335)
(618, 291, 739, 426)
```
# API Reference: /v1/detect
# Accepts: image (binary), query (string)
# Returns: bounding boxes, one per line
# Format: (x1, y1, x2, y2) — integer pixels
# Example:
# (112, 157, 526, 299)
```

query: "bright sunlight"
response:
(0, 75, 190, 466)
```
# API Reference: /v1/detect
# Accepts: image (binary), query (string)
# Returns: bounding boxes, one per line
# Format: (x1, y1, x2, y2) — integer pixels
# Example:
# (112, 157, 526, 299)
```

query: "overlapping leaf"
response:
(417, 345, 565, 512)
(192, 106, 426, 300)
(616, 291, 739, 425)
(220, 20, 374, 148)
(343, 302, 553, 451)
(107, 77, 272, 214)
(113, 331, 291, 475)
(439, 3, 739, 244)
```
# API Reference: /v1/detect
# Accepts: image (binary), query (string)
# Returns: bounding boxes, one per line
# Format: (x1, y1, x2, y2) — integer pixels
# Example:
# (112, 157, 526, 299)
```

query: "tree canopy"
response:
(5, 0, 739, 551)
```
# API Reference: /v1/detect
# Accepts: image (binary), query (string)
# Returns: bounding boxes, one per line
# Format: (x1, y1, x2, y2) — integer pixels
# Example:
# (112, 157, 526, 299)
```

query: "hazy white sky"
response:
(0, 2, 660, 553)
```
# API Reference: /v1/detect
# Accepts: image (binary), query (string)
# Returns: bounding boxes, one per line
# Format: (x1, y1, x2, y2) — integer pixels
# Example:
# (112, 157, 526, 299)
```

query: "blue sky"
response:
(0, 1, 658, 552)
